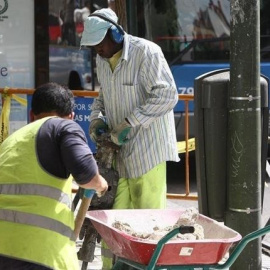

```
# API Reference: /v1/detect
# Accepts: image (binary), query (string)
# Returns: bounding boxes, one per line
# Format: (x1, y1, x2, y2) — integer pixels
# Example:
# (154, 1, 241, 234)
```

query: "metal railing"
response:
(167, 94, 197, 201)
(0, 88, 197, 200)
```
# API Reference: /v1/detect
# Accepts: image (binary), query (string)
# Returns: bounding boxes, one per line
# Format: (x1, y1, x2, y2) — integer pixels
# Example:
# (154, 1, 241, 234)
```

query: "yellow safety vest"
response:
(0, 117, 79, 270)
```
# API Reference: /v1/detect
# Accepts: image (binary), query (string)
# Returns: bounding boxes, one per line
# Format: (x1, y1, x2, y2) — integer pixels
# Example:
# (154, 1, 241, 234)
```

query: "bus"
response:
(48, 0, 270, 141)
(125, 0, 270, 140)
(1, 0, 270, 142)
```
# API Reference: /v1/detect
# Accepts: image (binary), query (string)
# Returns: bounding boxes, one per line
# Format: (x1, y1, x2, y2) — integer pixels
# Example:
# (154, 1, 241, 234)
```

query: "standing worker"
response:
(0, 82, 108, 270)
(80, 8, 180, 269)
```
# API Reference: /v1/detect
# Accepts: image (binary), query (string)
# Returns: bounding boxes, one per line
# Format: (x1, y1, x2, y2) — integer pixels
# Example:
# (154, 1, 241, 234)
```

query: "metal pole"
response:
(226, 0, 261, 269)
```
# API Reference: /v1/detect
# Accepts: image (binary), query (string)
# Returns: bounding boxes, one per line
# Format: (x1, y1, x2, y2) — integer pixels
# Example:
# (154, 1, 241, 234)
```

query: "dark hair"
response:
(84, 0, 91, 6)
(31, 82, 75, 116)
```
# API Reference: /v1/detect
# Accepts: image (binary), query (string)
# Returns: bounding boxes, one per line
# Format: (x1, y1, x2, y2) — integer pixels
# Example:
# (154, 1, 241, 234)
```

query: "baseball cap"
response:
(80, 8, 119, 46)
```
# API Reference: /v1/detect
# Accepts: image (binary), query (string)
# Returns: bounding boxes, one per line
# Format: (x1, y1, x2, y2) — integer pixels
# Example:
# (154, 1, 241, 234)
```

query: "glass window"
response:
(139, 0, 230, 63)
(137, 0, 270, 63)
(261, 0, 270, 60)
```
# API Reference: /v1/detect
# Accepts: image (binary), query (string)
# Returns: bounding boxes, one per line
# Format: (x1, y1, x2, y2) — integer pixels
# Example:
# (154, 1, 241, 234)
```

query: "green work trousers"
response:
(101, 162, 167, 270)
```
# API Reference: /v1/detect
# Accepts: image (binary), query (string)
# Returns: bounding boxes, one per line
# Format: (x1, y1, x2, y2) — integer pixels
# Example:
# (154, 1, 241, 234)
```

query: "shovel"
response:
(74, 189, 95, 240)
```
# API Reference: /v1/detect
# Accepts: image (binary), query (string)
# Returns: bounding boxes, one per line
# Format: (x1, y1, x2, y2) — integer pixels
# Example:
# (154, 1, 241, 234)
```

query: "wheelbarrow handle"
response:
(114, 227, 186, 270)
(178, 225, 195, 234)
(142, 227, 194, 270)
(211, 225, 270, 269)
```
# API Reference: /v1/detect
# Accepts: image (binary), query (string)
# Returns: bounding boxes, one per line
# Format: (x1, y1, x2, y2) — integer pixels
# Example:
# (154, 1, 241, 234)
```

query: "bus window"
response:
(261, 0, 270, 61)
(136, 0, 270, 64)
(48, 0, 108, 91)
(129, 0, 270, 140)
(138, 0, 230, 64)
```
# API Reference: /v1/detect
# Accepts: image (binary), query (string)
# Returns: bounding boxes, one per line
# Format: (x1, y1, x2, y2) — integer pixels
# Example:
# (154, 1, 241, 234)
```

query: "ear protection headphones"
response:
(89, 13, 124, 44)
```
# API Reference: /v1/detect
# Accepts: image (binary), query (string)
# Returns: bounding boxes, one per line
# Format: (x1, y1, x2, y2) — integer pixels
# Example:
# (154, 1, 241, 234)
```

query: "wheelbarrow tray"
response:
(86, 209, 241, 266)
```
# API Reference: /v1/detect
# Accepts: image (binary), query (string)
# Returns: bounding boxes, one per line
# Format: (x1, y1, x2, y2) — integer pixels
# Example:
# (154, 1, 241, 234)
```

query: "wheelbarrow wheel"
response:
(113, 260, 137, 270)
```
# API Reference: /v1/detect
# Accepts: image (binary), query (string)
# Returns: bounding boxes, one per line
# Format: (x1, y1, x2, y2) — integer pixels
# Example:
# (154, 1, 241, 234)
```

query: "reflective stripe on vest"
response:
(0, 209, 74, 239)
(0, 183, 72, 209)
(0, 117, 79, 270)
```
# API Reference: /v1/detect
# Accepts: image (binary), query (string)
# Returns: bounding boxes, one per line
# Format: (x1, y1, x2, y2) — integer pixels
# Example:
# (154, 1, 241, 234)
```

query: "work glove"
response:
(111, 119, 132, 145)
(89, 118, 108, 143)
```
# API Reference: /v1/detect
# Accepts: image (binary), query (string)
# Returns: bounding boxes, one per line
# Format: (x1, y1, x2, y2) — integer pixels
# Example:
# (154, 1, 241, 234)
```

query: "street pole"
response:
(226, 0, 261, 269)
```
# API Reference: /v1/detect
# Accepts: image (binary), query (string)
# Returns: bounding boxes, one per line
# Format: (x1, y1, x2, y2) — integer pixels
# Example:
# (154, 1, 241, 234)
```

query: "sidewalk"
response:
(77, 241, 102, 270)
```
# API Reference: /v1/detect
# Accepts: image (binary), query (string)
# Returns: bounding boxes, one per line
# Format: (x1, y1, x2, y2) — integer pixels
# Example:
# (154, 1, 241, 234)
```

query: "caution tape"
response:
(0, 87, 27, 145)
(177, 138, 195, 153)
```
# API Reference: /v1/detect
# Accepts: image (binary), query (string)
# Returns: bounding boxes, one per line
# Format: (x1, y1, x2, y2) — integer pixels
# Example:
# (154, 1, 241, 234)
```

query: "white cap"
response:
(80, 8, 118, 46)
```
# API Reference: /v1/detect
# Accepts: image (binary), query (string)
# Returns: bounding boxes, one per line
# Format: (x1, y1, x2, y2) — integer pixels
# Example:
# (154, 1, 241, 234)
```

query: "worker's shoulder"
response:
(44, 116, 74, 125)
(42, 117, 83, 134)
(128, 34, 162, 55)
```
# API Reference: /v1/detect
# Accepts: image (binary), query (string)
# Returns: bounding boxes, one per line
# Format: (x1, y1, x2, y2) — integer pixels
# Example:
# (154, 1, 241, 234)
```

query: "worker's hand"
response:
(83, 188, 107, 198)
(96, 174, 109, 198)
(89, 118, 108, 143)
(96, 187, 108, 198)
(96, 175, 108, 198)
(80, 173, 108, 196)
(111, 119, 132, 145)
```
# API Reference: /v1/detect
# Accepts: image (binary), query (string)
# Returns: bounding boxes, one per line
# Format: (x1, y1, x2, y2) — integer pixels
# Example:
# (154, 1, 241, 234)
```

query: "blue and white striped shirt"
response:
(90, 34, 180, 178)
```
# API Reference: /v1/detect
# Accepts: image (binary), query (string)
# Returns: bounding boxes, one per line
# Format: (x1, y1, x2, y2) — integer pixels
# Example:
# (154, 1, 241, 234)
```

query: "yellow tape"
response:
(177, 138, 195, 153)
(0, 87, 11, 145)
(0, 87, 27, 145)
(11, 94, 27, 107)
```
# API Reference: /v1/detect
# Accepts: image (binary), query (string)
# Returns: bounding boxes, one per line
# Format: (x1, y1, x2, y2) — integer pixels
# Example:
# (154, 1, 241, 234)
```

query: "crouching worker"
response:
(0, 82, 108, 270)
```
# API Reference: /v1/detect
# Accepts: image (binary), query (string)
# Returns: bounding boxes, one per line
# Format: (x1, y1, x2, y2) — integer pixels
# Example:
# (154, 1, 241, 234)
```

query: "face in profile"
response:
(94, 33, 118, 59)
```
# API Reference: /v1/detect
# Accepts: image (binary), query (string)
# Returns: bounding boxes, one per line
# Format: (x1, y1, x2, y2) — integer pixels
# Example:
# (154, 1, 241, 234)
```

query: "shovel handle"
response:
(74, 189, 95, 240)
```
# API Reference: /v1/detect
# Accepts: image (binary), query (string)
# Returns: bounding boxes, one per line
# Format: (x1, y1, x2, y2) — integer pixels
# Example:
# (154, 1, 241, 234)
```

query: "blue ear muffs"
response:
(109, 25, 124, 44)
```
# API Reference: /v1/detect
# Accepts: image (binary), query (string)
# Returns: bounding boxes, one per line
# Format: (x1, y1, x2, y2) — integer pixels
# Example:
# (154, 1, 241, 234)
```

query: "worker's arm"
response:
(89, 88, 105, 122)
(79, 172, 108, 197)
(127, 48, 178, 128)
(36, 119, 108, 195)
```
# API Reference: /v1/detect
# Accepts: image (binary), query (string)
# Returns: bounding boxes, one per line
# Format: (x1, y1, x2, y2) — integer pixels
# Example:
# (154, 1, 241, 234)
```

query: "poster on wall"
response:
(0, 0, 35, 134)
(26, 95, 97, 152)
(73, 97, 96, 152)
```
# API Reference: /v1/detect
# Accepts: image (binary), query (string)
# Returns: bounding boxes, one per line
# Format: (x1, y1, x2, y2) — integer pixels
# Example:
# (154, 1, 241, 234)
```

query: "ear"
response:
(69, 112, 75, 120)
(29, 109, 35, 122)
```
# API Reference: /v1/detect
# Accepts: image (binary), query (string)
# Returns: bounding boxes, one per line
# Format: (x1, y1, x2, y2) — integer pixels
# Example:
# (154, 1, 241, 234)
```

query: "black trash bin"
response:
(194, 69, 269, 221)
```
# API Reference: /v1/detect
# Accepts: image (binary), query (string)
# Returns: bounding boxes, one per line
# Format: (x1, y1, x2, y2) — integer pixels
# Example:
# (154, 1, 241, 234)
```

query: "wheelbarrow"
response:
(86, 209, 270, 270)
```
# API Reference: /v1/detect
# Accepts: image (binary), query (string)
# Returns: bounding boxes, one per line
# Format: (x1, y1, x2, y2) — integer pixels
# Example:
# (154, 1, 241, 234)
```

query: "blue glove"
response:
(111, 119, 132, 145)
(89, 118, 108, 143)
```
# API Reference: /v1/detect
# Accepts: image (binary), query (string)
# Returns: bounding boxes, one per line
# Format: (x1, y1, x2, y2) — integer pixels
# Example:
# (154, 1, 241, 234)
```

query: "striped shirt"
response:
(90, 34, 180, 178)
